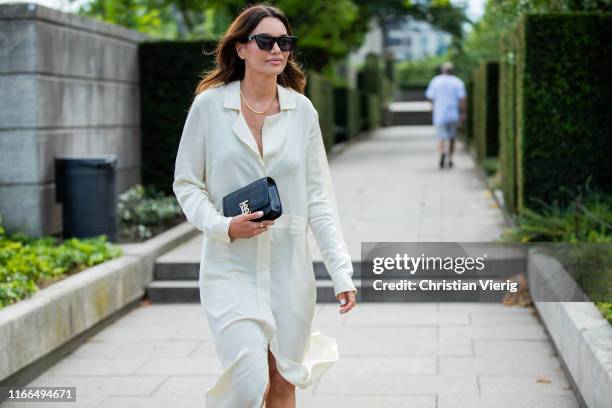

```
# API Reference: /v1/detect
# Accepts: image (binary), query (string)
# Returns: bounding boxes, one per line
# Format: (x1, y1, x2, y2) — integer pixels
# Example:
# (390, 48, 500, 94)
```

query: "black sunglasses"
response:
(244, 34, 298, 51)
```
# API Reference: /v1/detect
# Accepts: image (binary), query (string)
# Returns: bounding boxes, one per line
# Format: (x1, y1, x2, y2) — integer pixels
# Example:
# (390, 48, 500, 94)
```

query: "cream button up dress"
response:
(172, 79, 357, 407)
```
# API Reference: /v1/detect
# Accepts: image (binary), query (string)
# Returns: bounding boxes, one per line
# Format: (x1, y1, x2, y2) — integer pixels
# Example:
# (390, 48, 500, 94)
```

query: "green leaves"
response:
(117, 184, 183, 242)
(0, 216, 123, 309)
(499, 188, 612, 244)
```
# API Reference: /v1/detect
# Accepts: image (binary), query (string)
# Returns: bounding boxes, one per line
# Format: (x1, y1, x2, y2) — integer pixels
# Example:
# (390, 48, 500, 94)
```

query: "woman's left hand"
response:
(336, 290, 357, 314)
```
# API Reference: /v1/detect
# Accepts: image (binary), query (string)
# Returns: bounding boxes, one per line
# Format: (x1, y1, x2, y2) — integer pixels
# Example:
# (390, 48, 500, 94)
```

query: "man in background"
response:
(425, 62, 467, 169)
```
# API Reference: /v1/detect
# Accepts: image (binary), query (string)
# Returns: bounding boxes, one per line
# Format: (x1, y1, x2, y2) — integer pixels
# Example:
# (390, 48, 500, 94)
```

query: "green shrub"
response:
(140, 40, 217, 195)
(532, 243, 612, 323)
(499, 14, 612, 215)
(366, 94, 381, 129)
(596, 301, 612, 324)
(396, 55, 446, 88)
(118, 184, 183, 242)
(481, 157, 500, 177)
(0, 213, 122, 309)
(499, 186, 612, 244)
(465, 78, 475, 143)
(333, 85, 361, 143)
(498, 186, 612, 321)
(471, 61, 500, 162)
(499, 30, 519, 214)
(305, 70, 336, 151)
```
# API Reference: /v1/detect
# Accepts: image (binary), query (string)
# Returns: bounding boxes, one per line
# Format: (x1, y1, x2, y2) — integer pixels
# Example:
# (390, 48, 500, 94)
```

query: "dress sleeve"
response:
(306, 109, 357, 298)
(172, 96, 234, 244)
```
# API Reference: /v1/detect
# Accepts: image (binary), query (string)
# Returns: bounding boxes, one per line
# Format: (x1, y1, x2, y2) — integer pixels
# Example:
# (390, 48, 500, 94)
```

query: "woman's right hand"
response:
(228, 211, 275, 240)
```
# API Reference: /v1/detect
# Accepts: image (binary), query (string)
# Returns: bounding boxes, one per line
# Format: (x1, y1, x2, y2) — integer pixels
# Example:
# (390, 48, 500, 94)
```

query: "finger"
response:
(339, 298, 356, 314)
(340, 296, 354, 308)
(339, 293, 356, 308)
(253, 222, 268, 235)
(246, 211, 264, 220)
(340, 302, 353, 313)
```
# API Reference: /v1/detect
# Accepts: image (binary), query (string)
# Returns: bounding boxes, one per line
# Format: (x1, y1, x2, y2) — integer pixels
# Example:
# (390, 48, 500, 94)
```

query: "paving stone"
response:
(473, 339, 555, 357)
(1, 396, 107, 408)
(439, 324, 548, 341)
(325, 356, 436, 375)
(314, 373, 478, 396)
(438, 395, 579, 408)
(87, 325, 184, 342)
(135, 357, 221, 375)
(69, 340, 200, 359)
(99, 396, 204, 408)
(439, 356, 563, 376)
(479, 374, 575, 395)
(150, 376, 217, 396)
(42, 357, 150, 376)
(344, 310, 470, 326)
(297, 394, 436, 408)
(26, 376, 166, 396)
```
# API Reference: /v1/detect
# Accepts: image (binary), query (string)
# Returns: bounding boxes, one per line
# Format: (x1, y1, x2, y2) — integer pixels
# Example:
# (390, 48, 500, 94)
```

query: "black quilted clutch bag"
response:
(222, 176, 282, 221)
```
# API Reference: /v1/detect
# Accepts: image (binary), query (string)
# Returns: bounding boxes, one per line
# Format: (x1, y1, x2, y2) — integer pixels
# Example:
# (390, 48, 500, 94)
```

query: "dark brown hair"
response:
(192, 3, 305, 103)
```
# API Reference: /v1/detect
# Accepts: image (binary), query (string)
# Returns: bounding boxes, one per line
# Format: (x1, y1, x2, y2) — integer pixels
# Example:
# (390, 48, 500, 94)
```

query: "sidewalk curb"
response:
(466, 141, 612, 406)
(0, 221, 199, 389)
(327, 128, 376, 160)
(464, 140, 517, 229)
(528, 249, 612, 408)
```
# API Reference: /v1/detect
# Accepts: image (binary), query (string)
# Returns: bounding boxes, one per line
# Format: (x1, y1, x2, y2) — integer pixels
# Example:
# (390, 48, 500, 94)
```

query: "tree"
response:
(71, 0, 467, 54)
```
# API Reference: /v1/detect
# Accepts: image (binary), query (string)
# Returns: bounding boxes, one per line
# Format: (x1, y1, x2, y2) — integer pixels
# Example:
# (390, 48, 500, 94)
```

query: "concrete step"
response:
(146, 276, 518, 304)
(384, 101, 432, 126)
(154, 255, 525, 281)
(149, 243, 525, 303)
(385, 110, 432, 126)
(146, 279, 340, 303)
(153, 260, 363, 280)
(395, 88, 428, 102)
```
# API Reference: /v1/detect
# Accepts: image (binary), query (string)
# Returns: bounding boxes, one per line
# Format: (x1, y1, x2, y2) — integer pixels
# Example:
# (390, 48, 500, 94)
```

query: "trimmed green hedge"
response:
(499, 31, 519, 214)
(139, 40, 217, 195)
(357, 52, 388, 130)
(471, 61, 500, 162)
(499, 13, 612, 214)
(334, 85, 361, 143)
(465, 78, 475, 144)
(305, 70, 335, 151)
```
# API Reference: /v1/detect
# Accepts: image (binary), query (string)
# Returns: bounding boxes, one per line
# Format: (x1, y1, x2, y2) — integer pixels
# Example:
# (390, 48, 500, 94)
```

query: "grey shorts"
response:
(435, 122, 458, 140)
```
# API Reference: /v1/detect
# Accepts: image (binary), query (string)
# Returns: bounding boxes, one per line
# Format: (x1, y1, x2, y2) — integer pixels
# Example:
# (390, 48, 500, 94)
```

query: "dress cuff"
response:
(209, 216, 233, 244)
(330, 272, 358, 298)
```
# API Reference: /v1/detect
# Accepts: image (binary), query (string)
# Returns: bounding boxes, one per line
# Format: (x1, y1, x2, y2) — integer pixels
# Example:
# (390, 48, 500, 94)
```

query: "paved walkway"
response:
(1, 126, 579, 407)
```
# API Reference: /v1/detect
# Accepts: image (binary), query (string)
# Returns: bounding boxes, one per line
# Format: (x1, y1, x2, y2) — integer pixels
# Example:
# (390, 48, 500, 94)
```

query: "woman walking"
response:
(172, 4, 357, 407)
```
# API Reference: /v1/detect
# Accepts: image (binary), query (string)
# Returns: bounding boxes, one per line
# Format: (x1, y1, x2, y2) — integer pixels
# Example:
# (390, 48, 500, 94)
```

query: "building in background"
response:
(386, 15, 451, 61)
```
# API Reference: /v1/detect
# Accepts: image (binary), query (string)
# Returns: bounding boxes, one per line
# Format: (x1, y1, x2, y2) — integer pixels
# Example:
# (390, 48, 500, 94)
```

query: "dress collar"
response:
(223, 79, 296, 111)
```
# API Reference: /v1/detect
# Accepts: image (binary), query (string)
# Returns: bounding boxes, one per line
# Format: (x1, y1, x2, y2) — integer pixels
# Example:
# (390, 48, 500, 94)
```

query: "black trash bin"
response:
(55, 155, 118, 242)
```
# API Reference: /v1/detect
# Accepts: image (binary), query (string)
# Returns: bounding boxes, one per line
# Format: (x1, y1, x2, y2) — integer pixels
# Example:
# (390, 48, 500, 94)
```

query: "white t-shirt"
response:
(425, 74, 466, 125)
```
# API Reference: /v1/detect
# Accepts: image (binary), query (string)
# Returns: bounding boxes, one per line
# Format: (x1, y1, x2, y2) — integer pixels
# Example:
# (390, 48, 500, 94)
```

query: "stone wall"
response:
(0, 3, 147, 236)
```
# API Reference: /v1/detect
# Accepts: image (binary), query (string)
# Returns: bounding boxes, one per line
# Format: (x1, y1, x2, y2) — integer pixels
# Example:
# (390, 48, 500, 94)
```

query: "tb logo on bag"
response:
(239, 200, 251, 215)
